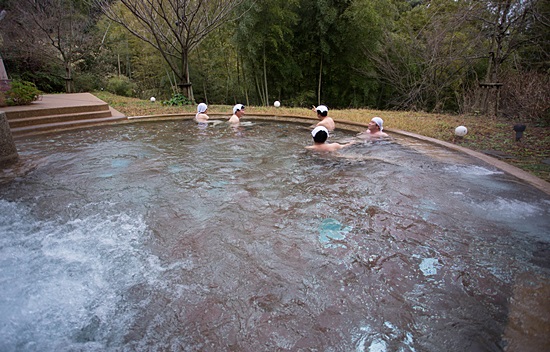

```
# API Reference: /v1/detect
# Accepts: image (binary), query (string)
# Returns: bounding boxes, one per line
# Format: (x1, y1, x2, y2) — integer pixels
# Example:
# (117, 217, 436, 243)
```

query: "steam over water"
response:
(1, 120, 549, 351)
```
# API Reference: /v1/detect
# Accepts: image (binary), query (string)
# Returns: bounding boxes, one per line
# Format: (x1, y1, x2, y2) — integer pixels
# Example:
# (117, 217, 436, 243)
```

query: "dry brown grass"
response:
(94, 91, 550, 182)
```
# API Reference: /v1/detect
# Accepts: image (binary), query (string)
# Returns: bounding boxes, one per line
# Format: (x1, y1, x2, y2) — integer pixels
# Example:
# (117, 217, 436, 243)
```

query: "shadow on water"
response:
(1, 120, 549, 351)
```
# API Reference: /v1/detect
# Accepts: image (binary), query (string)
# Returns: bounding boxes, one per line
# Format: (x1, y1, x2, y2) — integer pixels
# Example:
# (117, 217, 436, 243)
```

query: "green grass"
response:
(94, 91, 550, 182)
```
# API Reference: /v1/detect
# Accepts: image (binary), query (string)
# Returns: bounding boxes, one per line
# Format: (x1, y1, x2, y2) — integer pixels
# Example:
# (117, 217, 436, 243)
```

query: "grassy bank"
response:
(94, 91, 550, 182)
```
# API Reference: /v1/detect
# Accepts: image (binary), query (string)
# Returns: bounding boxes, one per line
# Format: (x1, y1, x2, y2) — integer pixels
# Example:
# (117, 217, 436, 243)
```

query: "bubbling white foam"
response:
(443, 164, 502, 176)
(0, 200, 162, 350)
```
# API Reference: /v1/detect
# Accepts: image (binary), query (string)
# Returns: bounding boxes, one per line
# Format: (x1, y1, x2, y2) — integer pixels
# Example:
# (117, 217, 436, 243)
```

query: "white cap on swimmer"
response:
(311, 125, 329, 138)
(233, 104, 245, 114)
(316, 105, 328, 114)
(371, 117, 384, 131)
(197, 103, 208, 114)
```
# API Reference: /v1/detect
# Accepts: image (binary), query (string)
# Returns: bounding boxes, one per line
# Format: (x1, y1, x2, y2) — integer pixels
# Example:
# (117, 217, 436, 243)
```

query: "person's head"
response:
(197, 103, 208, 114)
(233, 104, 245, 117)
(368, 117, 384, 132)
(311, 126, 329, 143)
(315, 105, 328, 118)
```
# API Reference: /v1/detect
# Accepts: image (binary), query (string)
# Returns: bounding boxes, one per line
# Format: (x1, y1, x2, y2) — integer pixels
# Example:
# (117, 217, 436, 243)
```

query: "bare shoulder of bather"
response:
(357, 130, 389, 139)
(305, 141, 354, 152)
(195, 113, 209, 123)
(316, 117, 335, 131)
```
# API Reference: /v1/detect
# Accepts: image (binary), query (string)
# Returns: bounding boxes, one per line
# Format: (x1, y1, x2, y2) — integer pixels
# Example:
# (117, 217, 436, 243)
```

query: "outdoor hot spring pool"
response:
(1, 119, 549, 351)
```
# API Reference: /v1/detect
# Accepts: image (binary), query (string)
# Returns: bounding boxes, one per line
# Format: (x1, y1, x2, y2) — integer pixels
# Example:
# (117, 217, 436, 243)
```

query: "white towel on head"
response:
(311, 125, 329, 137)
(197, 103, 208, 115)
(233, 104, 245, 114)
(371, 117, 384, 131)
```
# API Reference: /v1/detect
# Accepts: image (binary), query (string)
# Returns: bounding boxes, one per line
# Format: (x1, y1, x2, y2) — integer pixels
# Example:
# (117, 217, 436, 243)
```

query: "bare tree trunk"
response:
(66, 3, 74, 93)
(238, 53, 250, 106)
(177, 49, 194, 101)
(65, 64, 73, 93)
(254, 72, 265, 106)
(317, 55, 323, 106)
(244, 71, 250, 107)
(480, 0, 514, 116)
(263, 45, 269, 106)
(225, 50, 231, 103)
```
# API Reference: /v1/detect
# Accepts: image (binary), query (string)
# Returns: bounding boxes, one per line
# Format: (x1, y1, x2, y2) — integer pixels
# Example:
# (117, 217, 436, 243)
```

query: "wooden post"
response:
(479, 82, 503, 116)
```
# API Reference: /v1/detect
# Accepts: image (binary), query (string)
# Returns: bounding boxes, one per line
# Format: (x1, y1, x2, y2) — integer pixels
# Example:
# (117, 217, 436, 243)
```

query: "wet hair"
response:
(317, 109, 328, 117)
(313, 130, 328, 143)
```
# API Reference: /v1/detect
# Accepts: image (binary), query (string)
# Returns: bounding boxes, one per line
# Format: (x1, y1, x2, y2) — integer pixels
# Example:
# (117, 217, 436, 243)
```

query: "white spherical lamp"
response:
(274, 100, 281, 108)
(455, 126, 467, 136)
(150, 97, 156, 103)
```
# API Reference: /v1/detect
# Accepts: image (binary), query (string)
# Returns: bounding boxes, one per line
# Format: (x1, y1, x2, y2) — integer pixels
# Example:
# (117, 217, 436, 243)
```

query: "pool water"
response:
(1, 120, 549, 351)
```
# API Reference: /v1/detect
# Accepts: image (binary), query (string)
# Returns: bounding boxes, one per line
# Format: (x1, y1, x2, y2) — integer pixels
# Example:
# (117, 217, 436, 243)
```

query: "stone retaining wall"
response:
(0, 111, 18, 166)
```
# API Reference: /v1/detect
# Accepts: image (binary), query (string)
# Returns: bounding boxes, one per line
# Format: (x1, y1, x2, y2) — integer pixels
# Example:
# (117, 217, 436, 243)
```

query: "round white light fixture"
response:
(455, 126, 467, 136)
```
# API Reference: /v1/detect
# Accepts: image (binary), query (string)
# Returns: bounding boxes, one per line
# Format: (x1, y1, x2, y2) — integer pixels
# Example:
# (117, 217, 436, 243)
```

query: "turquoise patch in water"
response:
(211, 181, 228, 188)
(111, 159, 131, 168)
(318, 218, 351, 248)
(168, 165, 183, 173)
(419, 199, 438, 220)
(419, 257, 441, 276)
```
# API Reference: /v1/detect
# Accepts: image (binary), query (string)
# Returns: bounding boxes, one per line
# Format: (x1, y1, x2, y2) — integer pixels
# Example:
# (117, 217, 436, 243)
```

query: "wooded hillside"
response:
(1, 0, 548, 121)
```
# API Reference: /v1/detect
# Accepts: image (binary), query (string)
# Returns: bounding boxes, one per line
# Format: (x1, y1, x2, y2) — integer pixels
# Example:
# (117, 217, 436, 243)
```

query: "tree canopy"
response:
(0, 0, 548, 119)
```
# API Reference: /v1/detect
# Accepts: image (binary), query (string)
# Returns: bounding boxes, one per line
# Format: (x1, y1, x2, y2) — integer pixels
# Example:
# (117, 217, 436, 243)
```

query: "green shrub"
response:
(105, 75, 136, 97)
(162, 93, 193, 106)
(5, 80, 41, 106)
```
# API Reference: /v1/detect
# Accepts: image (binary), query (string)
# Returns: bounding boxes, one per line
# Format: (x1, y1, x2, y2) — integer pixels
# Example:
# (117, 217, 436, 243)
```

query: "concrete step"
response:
(4, 101, 110, 120)
(8, 110, 114, 128)
(11, 115, 128, 137)
(3, 93, 127, 136)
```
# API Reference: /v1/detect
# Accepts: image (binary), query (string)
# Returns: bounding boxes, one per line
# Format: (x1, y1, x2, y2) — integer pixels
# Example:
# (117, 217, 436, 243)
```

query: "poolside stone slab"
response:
(481, 150, 514, 159)
(3, 93, 126, 136)
(0, 111, 18, 166)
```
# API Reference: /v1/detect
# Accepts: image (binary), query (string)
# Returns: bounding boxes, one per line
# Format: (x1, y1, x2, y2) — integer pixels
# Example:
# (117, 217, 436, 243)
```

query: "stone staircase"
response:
(3, 93, 127, 137)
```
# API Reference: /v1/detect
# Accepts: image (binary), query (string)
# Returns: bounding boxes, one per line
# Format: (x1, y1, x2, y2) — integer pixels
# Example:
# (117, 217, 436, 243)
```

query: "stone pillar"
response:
(0, 110, 18, 166)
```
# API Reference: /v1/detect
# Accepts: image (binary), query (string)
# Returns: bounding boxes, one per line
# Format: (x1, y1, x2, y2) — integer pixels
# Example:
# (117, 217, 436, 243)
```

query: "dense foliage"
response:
(162, 93, 193, 106)
(0, 0, 548, 120)
(2, 79, 41, 106)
